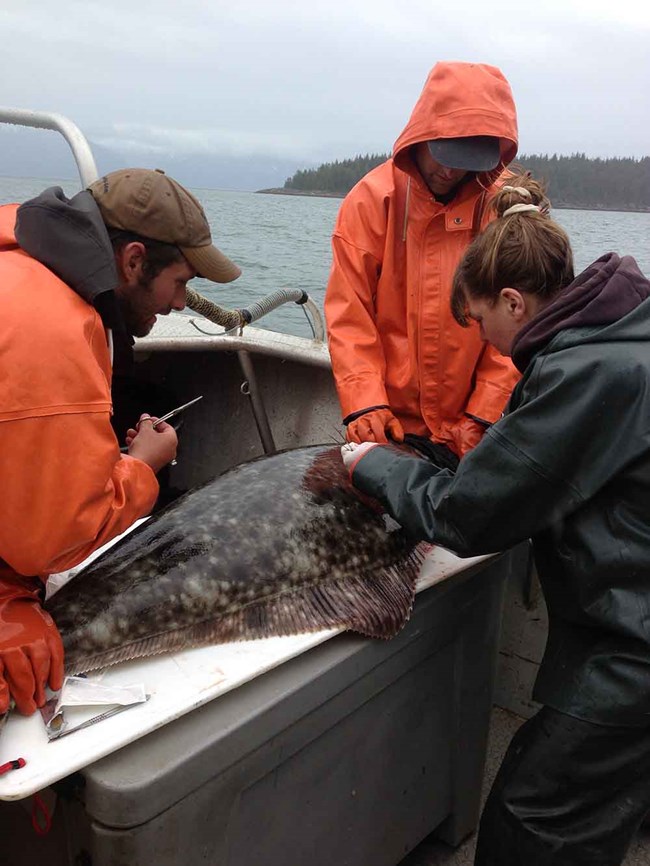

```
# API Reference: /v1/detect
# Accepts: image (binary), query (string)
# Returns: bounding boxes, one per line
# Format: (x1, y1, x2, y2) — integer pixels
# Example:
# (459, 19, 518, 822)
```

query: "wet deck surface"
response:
(398, 707, 650, 866)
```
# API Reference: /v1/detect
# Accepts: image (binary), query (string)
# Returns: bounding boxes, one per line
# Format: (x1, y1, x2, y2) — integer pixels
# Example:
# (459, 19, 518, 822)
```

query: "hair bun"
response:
(502, 185, 532, 199)
(493, 172, 550, 218)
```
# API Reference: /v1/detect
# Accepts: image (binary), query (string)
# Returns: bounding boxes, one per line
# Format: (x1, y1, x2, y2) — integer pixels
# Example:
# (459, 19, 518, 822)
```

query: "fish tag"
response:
(58, 676, 147, 708)
(40, 679, 150, 741)
(382, 513, 402, 532)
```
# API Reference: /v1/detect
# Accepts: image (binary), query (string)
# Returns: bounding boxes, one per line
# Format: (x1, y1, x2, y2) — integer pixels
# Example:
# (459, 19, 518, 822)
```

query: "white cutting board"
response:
(0, 547, 488, 800)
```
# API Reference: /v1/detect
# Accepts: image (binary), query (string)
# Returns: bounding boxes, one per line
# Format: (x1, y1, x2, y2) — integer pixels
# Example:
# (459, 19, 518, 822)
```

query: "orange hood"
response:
(393, 61, 518, 184)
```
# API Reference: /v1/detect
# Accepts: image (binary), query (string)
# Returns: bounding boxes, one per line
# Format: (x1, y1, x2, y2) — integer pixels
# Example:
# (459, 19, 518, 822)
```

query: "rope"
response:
(185, 288, 246, 331)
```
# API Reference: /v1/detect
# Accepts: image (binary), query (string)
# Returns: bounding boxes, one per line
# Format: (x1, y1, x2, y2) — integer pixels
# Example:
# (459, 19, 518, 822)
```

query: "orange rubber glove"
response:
(0, 574, 64, 716)
(346, 408, 405, 445)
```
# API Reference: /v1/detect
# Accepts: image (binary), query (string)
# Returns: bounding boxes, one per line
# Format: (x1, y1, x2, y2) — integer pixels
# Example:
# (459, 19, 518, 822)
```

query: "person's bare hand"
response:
(126, 414, 178, 473)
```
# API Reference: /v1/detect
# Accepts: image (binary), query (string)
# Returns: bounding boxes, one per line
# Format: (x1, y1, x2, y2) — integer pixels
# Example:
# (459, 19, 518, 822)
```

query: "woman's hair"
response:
(108, 228, 185, 282)
(451, 172, 575, 326)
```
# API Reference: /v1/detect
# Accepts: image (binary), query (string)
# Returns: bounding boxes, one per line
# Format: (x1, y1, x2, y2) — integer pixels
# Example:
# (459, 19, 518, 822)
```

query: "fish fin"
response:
(66, 543, 431, 674)
(65, 633, 196, 675)
(196, 542, 429, 643)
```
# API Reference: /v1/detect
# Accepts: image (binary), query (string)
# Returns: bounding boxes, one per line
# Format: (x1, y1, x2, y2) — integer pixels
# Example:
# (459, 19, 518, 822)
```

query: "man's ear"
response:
(116, 242, 146, 284)
(500, 287, 528, 322)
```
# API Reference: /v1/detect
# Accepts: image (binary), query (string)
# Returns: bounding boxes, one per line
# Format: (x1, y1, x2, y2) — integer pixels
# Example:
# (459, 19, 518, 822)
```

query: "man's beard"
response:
(433, 172, 474, 204)
(117, 275, 156, 338)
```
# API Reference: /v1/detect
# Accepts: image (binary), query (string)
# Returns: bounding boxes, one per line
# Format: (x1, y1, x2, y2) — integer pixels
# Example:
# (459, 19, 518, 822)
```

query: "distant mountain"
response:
(0, 127, 315, 192)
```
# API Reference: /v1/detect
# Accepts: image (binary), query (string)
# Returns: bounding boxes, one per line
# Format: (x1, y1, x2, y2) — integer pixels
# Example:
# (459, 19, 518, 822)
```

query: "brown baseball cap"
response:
(87, 168, 241, 283)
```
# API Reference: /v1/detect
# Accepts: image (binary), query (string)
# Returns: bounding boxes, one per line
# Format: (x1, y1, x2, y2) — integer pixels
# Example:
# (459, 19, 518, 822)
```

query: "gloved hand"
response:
(0, 574, 64, 716)
(341, 441, 379, 472)
(346, 409, 404, 444)
(452, 415, 488, 457)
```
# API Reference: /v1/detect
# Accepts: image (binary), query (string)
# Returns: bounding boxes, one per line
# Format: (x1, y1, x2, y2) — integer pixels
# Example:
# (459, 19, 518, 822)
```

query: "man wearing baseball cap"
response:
(325, 61, 520, 469)
(0, 169, 241, 717)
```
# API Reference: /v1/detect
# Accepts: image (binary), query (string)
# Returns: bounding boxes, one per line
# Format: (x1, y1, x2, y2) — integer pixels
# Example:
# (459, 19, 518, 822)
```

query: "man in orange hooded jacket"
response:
(0, 169, 241, 717)
(325, 61, 520, 464)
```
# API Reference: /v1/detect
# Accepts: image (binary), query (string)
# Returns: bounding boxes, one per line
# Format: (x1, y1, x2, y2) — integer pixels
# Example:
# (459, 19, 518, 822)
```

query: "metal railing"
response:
(0, 107, 99, 186)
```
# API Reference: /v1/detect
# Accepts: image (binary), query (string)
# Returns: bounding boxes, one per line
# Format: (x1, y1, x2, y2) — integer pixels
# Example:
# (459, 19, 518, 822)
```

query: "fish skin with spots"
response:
(46, 446, 430, 674)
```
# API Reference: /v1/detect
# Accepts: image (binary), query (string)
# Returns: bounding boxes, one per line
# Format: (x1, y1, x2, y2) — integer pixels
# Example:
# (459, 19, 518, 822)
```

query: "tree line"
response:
(284, 153, 650, 211)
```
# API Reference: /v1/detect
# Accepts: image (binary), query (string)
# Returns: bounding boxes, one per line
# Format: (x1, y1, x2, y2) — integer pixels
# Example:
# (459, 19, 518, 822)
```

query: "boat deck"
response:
(398, 707, 650, 866)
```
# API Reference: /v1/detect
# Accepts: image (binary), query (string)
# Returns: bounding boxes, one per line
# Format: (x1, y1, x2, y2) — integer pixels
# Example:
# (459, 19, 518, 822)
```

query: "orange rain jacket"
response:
(324, 62, 520, 456)
(0, 203, 158, 579)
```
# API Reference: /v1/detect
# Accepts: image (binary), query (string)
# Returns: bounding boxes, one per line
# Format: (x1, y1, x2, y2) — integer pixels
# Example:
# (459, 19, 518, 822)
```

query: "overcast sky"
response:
(1, 0, 648, 167)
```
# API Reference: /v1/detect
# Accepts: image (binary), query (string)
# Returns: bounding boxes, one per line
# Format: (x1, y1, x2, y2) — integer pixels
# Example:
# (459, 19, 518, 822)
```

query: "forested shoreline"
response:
(268, 153, 650, 212)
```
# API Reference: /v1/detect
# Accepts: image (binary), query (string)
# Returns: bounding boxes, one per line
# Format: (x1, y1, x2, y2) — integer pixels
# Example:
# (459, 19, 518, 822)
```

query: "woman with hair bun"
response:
(341, 173, 650, 865)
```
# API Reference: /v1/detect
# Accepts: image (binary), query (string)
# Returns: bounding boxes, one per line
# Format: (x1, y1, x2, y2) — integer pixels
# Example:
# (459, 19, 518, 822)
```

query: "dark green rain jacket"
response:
(352, 253, 650, 727)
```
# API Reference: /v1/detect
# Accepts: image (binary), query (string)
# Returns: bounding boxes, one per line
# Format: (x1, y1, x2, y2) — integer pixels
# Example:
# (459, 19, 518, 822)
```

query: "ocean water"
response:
(1, 176, 648, 339)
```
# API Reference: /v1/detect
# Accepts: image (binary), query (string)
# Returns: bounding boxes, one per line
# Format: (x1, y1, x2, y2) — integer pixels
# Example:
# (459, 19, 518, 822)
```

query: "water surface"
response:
(2, 177, 648, 338)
